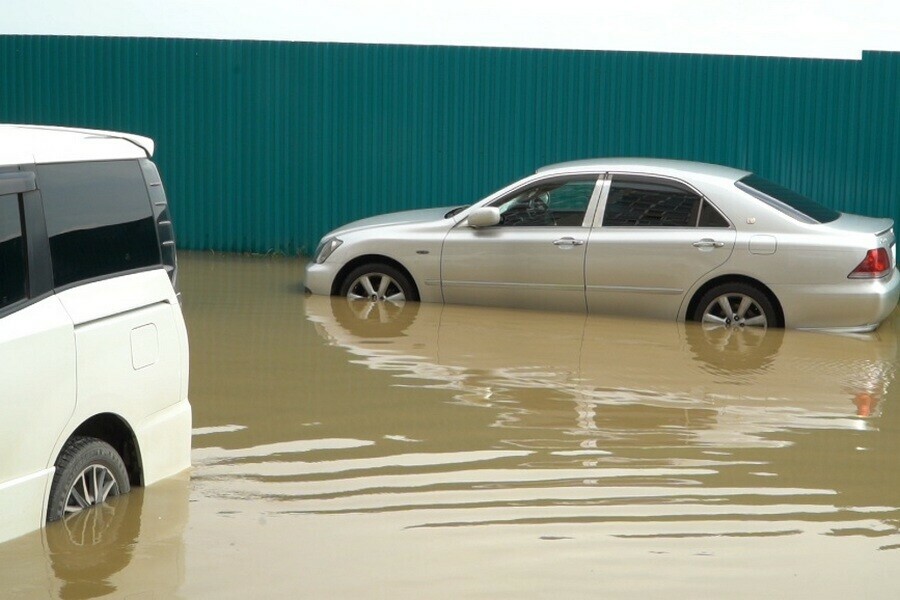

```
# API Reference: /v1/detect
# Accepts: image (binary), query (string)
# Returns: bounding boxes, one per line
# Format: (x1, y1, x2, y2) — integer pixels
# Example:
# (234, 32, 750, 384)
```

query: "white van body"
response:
(0, 125, 191, 544)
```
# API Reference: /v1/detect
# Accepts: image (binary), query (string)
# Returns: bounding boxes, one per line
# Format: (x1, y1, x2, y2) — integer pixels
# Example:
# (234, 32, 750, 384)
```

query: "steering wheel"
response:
(499, 191, 553, 226)
(525, 192, 554, 224)
(527, 193, 548, 214)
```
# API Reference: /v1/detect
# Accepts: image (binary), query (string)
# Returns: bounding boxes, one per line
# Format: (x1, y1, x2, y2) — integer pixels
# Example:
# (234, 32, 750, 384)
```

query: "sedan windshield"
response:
(736, 174, 840, 224)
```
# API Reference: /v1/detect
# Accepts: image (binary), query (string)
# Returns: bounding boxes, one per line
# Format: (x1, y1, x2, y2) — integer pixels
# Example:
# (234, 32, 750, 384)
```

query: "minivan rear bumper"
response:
(136, 399, 192, 486)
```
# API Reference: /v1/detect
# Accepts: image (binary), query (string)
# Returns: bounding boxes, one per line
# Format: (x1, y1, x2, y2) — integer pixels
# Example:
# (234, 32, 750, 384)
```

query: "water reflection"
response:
(306, 296, 896, 433)
(0, 473, 188, 598)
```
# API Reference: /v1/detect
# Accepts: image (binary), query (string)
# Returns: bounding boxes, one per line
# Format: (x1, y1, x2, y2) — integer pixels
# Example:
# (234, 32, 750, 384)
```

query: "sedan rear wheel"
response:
(694, 283, 778, 330)
(339, 263, 418, 303)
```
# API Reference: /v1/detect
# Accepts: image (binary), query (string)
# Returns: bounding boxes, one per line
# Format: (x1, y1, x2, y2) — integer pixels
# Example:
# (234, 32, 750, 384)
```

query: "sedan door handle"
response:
(553, 237, 585, 247)
(692, 238, 725, 249)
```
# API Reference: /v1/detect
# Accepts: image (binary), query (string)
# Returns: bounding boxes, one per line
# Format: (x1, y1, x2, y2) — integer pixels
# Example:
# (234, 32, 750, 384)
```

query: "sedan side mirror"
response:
(468, 207, 501, 228)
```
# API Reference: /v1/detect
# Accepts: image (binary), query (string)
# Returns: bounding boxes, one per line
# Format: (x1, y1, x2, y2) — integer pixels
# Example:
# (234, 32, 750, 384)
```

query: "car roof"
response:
(0, 124, 154, 166)
(537, 158, 751, 181)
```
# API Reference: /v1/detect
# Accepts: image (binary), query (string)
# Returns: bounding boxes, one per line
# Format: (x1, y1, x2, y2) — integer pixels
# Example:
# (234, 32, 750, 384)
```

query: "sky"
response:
(3, 0, 900, 59)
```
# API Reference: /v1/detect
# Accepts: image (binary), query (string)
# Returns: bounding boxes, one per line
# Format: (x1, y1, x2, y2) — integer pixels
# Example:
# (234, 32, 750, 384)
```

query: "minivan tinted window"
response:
(0, 194, 26, 309)
(38, 160, 160, 288)
(736, 174, 840, 224)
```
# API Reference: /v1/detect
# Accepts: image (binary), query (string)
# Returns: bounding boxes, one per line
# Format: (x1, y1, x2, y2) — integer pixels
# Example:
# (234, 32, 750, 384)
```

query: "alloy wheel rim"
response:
(701, 293, 767, 329)
(64, 464, 120, 516)
(346, 273, 406, 303)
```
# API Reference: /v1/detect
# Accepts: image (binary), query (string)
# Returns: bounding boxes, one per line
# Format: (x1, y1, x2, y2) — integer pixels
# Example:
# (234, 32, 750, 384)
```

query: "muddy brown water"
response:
(2, 252, 900, 598)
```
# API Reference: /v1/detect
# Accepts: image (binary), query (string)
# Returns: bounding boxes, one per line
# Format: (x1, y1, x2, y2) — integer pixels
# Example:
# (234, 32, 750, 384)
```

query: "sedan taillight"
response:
(849, 248, 892, 278)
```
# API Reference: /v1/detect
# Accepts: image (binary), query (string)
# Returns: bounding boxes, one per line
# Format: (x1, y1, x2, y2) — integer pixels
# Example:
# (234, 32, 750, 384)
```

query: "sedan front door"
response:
(441, 174, 602, 312)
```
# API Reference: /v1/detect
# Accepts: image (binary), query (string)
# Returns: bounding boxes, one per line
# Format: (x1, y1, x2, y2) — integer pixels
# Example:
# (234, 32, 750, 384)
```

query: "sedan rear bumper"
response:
(775, 268, 900, 331)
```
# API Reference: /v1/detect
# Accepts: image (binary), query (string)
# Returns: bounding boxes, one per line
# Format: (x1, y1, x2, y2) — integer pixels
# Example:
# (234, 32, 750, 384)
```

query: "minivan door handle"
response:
(553, 237, 585, 248)
(692, 238, 725, 249)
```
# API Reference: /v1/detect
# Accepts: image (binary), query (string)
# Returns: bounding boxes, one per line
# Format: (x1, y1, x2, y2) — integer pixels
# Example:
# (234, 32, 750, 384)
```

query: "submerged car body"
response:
(306, 159, 900, 332)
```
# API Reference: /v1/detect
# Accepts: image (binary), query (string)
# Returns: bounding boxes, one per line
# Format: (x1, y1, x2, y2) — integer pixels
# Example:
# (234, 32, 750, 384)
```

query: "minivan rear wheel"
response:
(47, 436, 131, 523)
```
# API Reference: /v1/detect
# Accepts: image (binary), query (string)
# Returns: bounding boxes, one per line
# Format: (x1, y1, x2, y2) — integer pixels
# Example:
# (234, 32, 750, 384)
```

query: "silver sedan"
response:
(305, 159, 899, 332)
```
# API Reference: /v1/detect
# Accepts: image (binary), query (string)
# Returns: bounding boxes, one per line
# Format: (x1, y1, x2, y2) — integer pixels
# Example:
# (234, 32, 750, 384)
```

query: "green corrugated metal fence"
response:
(0, 36, 897, 254)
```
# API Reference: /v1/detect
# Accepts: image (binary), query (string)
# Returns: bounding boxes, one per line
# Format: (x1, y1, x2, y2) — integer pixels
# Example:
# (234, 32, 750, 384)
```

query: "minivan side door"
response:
(585, 174, 736, 319)
(0, 185, 75, 542)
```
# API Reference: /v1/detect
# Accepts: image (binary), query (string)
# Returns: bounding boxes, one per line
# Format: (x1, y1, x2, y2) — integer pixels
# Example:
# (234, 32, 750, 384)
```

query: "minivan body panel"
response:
(0, 296, 74, 542)
(53, 270, 190, 484)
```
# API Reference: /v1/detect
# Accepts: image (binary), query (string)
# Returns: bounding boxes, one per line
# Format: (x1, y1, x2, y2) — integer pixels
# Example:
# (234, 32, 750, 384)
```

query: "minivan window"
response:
(736, 174, 840, 224)
(603, 177, 702, 227)
(0, 194, 26, 309)
(38, 160, 160, 288)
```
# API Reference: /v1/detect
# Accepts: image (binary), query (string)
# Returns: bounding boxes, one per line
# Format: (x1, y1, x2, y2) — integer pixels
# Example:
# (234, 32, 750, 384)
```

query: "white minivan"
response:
(0, 125, 191, 544)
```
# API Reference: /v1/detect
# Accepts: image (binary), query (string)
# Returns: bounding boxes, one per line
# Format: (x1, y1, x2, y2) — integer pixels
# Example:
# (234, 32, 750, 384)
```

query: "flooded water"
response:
(3, 252, 900, 598)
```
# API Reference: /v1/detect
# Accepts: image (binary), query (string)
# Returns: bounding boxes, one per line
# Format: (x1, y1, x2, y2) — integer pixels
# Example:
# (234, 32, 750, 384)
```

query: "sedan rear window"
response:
(736, 174, 839, 224)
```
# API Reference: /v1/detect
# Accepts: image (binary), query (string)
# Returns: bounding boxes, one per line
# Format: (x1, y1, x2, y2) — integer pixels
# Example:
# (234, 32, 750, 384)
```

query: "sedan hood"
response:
(329, 206, 459, 236)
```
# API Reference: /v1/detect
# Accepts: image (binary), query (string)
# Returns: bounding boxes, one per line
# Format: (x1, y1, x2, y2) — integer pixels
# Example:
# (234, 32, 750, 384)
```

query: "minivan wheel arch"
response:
(64, 414, 143, 487)
(685, 275, 784, 328)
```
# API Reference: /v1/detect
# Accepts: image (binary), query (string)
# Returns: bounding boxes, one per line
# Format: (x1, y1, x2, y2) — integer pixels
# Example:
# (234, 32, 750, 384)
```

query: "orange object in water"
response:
(853, 392, 878, 417)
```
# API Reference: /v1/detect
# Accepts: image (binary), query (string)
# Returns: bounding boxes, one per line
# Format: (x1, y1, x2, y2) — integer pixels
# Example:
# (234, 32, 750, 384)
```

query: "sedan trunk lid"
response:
(826, 213, 896, 269)
(826, 213, 894, 237)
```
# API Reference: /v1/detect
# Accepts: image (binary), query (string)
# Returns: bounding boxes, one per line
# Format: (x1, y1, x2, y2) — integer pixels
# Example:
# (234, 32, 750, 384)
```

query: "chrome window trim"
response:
(589, 174, 612, 228)
(582, 175, 608, 228)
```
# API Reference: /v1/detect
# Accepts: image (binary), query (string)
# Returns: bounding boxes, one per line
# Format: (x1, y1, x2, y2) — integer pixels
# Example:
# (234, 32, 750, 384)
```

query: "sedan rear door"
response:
(585, 174, 736, 320)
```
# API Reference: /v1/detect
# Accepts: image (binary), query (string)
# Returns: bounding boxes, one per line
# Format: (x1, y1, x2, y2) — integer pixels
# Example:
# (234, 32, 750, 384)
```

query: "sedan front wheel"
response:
(339, 263, 418, 303)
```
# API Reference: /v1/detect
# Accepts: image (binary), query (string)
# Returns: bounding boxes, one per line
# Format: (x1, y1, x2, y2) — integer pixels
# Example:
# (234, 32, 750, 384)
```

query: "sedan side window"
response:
(697, 200, 730, 227)
(603, 176, 703, 227)
(492, 177, 597, 227)
(0, 194, 27, 311)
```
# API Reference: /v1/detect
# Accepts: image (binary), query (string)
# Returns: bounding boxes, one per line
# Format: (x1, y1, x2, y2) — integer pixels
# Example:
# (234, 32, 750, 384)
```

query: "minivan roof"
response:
(0, 124, 154, 166)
